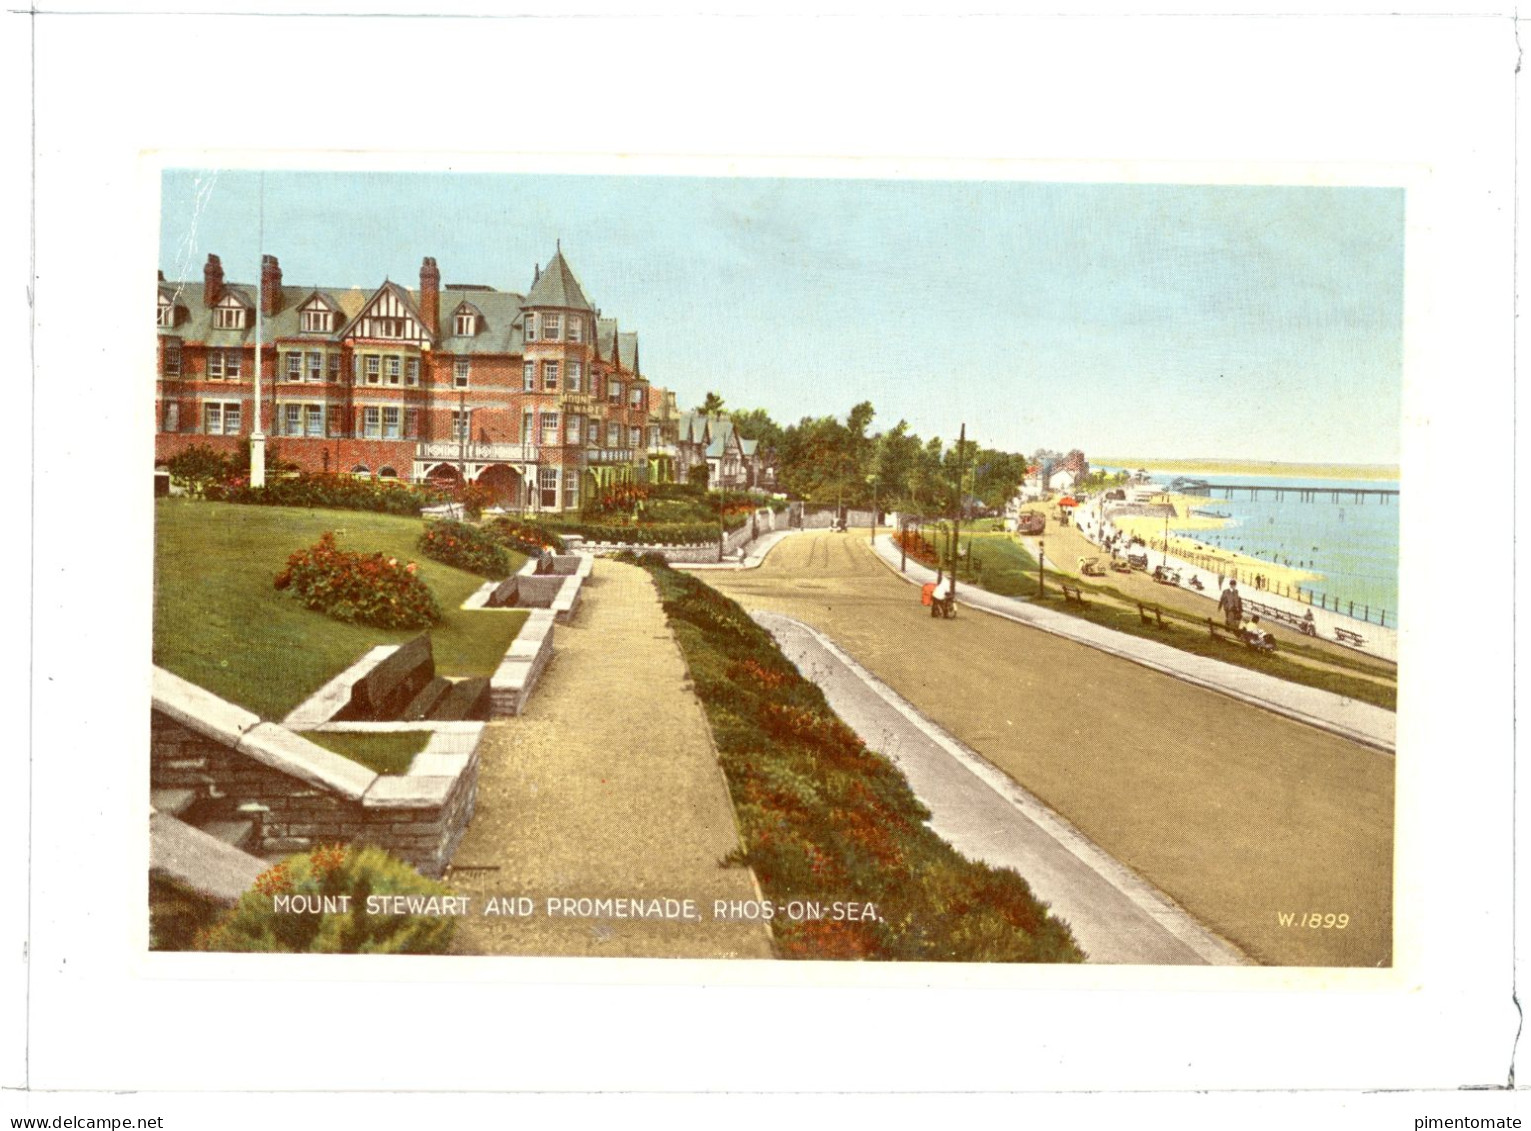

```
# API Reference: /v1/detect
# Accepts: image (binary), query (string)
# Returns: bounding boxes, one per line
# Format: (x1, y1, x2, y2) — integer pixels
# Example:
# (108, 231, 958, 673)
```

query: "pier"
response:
(1186, 483, 1399, 504)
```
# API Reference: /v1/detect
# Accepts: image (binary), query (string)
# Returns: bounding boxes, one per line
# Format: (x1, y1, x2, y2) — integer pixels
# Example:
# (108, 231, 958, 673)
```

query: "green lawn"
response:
(306, 730, 432, 776)
(154, 499, 528, 719)
(920, 528, 1396, 711)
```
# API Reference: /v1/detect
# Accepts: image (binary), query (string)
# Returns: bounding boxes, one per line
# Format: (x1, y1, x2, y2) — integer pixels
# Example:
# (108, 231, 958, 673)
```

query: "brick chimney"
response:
(419, 256, 440, 336)
(203, 253, 223, 307)
(260, 254, 283, 316)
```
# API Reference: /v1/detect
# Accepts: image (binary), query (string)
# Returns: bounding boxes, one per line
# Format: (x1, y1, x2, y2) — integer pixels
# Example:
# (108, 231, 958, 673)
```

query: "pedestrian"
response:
(1219, 579, 1243, 630)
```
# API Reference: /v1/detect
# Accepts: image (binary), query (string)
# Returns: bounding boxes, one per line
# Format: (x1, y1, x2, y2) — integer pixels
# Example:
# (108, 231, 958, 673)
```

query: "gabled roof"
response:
(338, 279, 431, 343)
(298, 289, 344, 313)
(524, 248, 594, 312)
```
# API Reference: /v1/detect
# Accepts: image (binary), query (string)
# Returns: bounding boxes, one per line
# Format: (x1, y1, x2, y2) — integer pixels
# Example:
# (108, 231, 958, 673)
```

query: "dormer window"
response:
(455, 311, 477, 336)
(157, 295, 174, 327)
(301, 308, 334, 333)
(213, 303, 247, 330)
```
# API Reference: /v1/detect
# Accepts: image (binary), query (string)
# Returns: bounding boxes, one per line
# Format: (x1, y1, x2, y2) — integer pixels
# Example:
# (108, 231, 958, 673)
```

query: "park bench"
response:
(1138, 602, 1168, 629)
(1209, 618, 1277, 653)
(1334, 627, 1366, 648)
(337, 633, 490, 722)
(1060, 582, 1087, 606)
(339, 634, 435, 721)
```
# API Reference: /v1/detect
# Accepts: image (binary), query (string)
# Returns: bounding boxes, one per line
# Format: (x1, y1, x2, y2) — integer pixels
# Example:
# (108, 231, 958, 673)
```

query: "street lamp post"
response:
(249, 172, 267, 488)
(1038, 538, 1045, 598)
(951, 422, 966, 603)
(457, 390, 468, 480)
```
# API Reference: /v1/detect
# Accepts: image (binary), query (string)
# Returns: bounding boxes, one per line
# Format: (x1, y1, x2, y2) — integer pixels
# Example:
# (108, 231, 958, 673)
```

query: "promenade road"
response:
(449, 559, 774, 959)
(705, 531, 1394, 967)
(755, 611, 1246, 966)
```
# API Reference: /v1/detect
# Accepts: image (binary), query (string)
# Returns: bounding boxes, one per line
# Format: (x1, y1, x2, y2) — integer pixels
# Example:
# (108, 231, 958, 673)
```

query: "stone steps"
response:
(431, 678, 490, 721)
(150, 788, 197, 817)
(402, 676, 454, 721)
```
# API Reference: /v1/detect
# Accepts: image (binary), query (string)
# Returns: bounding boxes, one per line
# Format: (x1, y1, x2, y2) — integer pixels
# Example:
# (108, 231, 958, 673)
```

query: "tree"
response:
(697, 391, 727, 415)
(728, 407, 784, 457)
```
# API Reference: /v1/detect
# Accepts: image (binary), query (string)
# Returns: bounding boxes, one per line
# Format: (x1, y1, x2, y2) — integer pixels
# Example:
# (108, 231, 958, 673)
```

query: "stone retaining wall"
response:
(489, 609, 556, 716)
(151, 669, 477, 878)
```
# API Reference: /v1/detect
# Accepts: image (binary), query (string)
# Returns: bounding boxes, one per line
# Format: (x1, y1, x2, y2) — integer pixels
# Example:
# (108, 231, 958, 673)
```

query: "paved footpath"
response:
(871, 535, 1396, 754)
(755, 611, 1247, 966)
(450, 559, 774, 959)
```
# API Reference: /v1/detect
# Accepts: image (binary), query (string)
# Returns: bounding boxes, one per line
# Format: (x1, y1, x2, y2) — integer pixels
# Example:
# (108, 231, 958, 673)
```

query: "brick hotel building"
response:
(154, 247, 681, 512)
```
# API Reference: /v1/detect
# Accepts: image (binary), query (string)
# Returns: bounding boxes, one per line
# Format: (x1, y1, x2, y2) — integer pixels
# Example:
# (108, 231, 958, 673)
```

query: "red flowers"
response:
(274, 531, 440, 628)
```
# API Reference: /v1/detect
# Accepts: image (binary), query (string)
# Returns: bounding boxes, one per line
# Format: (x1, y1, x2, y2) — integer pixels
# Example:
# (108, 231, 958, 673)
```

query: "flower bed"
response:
(893, 527, 939, 567)
(275, 531, 440, 629)
(486, 516, 565, 557)
(418, 521, 511, 579)
(628, 552, 1082, 963)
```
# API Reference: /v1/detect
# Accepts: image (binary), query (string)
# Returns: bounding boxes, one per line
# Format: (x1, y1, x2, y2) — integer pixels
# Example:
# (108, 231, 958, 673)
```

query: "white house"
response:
(1047, 467, 1078, 493)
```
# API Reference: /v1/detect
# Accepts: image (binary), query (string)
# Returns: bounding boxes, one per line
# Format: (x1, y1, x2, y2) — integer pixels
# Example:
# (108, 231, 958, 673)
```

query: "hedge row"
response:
(627, 552, 1083, 963)
(207, 473, 463, 516)
(556, 516, 749, 546)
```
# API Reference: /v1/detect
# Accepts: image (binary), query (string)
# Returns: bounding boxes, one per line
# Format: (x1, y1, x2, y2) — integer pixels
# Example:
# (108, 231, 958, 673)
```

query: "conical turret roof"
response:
(524, 247, 594, 311)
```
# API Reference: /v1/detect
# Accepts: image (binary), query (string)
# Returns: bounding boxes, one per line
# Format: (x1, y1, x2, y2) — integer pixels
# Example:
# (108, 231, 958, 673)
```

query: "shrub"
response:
(417, 520, 511, 578)
(165, 444, 238, 494)
(487, 517, 564, 557)
(149, 876, 226, 951)
(582, 481, 652, 518)
(893, 527, 939, 566)
(209, 472, 446, 515)
(554, 519, 745, 546)
(274, 531, 440, 628)
(195, 844, 458, 954)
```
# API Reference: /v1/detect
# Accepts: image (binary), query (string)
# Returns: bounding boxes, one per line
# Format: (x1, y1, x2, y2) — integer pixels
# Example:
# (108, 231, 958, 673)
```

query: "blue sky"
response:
(160, 170, 1404, 464)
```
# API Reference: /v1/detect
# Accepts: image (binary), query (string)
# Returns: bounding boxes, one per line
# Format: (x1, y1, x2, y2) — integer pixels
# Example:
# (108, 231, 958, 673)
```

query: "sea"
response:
(1101, 470, 1401, 627)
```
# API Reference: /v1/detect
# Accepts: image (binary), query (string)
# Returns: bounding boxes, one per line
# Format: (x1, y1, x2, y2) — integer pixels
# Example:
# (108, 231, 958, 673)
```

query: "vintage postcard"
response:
(14, 7, 1518, 1110)
(147, 167, 1403, 973)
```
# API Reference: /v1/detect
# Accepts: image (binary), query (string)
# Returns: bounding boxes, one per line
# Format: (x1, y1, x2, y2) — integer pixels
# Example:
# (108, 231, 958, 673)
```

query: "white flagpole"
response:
(249, 171, 267, 486)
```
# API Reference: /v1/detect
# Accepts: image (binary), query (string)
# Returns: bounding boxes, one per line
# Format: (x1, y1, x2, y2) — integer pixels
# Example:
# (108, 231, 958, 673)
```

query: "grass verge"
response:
(628, 552, 1083, 963)
(924, 530, 1396, 711)
(154, 499, 528, 719)
(306, 730, 432, 776)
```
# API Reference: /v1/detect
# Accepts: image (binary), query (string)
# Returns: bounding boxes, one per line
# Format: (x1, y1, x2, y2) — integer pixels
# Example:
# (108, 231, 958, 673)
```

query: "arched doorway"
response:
(476, 464, 523, 508)
(425, 463, 464, 488)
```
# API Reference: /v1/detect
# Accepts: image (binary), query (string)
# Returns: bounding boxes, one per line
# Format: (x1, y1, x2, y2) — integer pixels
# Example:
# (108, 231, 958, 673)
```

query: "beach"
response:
(1071, 493, 1320, 594)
